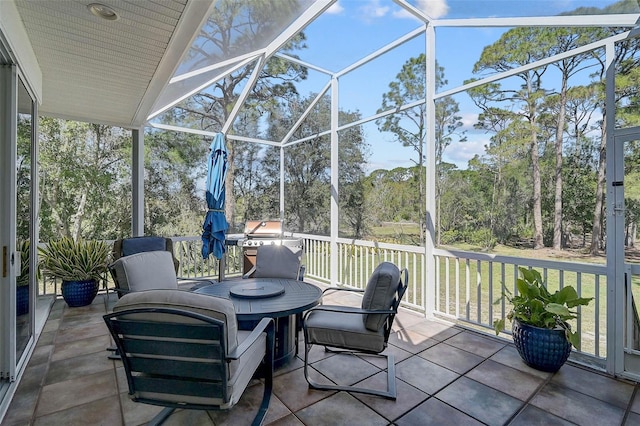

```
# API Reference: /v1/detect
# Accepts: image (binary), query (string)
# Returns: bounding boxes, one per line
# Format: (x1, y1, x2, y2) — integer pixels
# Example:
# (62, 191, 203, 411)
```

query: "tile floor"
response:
(4, 287, 640, 426)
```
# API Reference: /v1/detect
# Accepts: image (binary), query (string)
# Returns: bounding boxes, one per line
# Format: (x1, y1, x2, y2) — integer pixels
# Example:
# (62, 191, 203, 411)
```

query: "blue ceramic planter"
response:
(16, 285, 29, 316)
(512, 319, 572, 372)
(62, 279, 99, 307)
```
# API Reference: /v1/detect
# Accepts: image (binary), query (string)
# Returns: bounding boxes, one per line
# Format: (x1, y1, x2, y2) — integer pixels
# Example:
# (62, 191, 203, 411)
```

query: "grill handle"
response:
(247, 221, 266, 235)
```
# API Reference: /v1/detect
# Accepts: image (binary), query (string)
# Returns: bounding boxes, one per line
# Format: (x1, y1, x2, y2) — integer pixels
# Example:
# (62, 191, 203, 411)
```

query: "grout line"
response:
(622, 384, 639, 425)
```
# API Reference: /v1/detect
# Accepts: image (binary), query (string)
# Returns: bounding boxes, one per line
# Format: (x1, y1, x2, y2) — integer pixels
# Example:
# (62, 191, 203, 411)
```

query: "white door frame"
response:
(0, 63, 18, 384)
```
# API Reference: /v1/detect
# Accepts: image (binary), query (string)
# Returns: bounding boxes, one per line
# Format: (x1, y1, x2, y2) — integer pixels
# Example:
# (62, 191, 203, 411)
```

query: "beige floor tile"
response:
(395, 356, 459, 395)
(466, 359, 544, 401)
(388, 328, 439, 353)
(311, 352, 381, 386)
(443, 330, 506, 358)
(33, 394, 122, 426)
(273, 367, 335, 413)
(51, 334, 111, 362)
(531, 381, 626, 425)
(295, 392, 388, 426)
(354, 371, 429, 422)
(36, 370, 117, 417)
(436, 376, 523, 425)
(552, 363, 635, 409)
(44, 350, 113, 386)
(396, 397, 483, 426)
(418, 341, 485, 374)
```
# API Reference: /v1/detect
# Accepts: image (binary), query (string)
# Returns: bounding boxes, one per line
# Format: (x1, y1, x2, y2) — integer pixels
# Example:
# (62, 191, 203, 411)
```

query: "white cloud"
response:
(359, 0, 390, 22)
(415, 0, 449, 19)
(460, 112, 479, 130)
(391, 8, 420, 21)
(391, 0, 448, 22)
(325, 1, 344, 15)
(443, 137, 488, 169)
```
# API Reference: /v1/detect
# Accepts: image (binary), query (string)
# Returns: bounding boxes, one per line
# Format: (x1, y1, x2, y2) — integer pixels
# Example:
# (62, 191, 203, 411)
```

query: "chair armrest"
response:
(228, 317, 274, 360)
(242, 266, 256, 279)
(321, 287, 365, 296)
(303, 305, 395, 321)
(297, 265, 306, 281)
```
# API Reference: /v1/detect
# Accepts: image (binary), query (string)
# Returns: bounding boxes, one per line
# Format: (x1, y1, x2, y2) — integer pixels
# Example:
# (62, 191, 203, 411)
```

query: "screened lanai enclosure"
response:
(2, 0, 640, 420)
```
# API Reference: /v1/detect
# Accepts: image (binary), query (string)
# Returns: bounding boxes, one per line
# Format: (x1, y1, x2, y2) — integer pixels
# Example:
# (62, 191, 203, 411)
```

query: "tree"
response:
(472, 27, 552, 249)
(262, 94, 368, 236)
(38, 118, 130, 241)
(377, 55, 465, 244)
(144, 127, 208, 237)
(164, 0, 309, 229)
(541, 28, 602, 249)
(588, 32, 640, 254)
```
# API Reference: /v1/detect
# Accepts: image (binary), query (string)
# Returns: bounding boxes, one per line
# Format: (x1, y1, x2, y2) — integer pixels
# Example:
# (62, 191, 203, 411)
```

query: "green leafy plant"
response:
(17, 240, 31, 287)
(38, 237, 110, 282)
(493, 267, 593, 349)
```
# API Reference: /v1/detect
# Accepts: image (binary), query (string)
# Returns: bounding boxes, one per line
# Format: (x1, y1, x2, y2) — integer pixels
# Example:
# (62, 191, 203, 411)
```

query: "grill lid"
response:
(244, 220, 283, 238)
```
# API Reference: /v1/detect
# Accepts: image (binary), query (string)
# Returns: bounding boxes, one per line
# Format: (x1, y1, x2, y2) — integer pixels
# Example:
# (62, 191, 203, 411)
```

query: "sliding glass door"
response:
(0, 46, 36, 392)
(16, 78, 34, 363)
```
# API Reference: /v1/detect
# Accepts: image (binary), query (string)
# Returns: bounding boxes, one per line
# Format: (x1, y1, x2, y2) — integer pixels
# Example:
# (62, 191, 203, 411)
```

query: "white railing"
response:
(295, 233, 611, 364)
(296, 233, 426, 313)
(433, 248, 607, 363)
(37, 233, 640, 366)
(171, 236, 243, 279)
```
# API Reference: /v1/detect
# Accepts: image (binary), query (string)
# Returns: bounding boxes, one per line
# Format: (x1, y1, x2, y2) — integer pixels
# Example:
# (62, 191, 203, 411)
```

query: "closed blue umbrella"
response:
(201, 133, 229, 260)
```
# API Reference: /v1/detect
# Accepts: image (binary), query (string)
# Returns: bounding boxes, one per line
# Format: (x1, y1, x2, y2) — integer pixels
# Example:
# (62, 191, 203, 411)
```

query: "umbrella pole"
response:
(218, 255, 225, 282)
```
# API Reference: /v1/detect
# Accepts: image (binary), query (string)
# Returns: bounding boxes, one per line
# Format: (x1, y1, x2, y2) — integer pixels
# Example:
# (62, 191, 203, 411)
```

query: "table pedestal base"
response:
(239, 314, 296, 369)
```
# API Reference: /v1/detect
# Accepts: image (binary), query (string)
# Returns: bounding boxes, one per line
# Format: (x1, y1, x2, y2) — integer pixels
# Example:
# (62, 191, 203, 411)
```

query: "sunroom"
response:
(2, 0, 640, 423)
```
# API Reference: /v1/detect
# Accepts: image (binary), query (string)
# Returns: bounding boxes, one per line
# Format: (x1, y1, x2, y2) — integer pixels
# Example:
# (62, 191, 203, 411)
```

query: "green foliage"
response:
(493, 267, 593, 349)
(17, 240, 31, 287)
(38, 237, 110, 282)
(38, 119, 131, 241)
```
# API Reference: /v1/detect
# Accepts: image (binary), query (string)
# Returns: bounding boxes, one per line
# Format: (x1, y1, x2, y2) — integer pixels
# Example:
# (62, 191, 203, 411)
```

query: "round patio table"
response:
(195, 277, 322, 367)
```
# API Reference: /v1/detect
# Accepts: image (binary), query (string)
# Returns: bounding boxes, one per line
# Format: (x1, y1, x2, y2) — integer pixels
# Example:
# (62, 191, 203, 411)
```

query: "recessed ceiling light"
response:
(87, 3, 119, 21)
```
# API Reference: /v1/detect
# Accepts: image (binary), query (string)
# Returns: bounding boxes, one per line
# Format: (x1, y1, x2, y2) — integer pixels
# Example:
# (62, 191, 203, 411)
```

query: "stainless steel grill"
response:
(241, 220, 302, 274)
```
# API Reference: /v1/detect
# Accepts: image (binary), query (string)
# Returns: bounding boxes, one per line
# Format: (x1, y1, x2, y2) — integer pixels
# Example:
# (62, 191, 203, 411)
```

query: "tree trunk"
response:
(590, 124, 606, 255)
(72, 192, 87, 241)
(532, 136, 544, 250)
(553, 80, 567, 250)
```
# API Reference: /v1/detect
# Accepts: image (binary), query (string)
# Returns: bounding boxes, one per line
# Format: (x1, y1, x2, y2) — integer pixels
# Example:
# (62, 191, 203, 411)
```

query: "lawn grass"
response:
(359, 224, 634, 358)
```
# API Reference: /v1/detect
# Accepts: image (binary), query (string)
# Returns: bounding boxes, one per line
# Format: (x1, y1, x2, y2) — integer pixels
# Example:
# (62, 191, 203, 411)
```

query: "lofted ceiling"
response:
(12, 0, 214, 128)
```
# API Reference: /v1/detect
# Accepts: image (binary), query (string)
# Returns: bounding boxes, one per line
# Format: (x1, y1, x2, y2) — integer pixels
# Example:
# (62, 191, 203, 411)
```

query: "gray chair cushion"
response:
(113, 289, 239, 354)
(254, 245, 303, 279)
(305, 307, 386, 353)
(112, 289, 264, 407)
(361, 262, 401, 331)
(111, 250, 178, 293)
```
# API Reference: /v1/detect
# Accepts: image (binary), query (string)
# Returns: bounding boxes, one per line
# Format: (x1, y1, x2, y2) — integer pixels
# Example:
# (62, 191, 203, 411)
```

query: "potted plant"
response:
(493, 267, 593, 372)
(39, 237, 110, 307)
(16, 240, 31, 316)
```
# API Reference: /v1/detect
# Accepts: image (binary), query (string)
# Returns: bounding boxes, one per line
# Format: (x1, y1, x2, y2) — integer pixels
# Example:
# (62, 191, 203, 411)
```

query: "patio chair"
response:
(109, 236, 212, 298)
(112, 236, 179, 272)
(109, 250, 179, 297)
(104, 289, 274, 426)
(302, 261, 408, 399)
(243, 244, 305, 281)
(242, 243, 306, 354)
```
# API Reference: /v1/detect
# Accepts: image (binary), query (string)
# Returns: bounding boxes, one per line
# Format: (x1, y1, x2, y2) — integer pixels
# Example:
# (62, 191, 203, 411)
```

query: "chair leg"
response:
(303, 343, 397, 400)
(253, 323, 275, 426)
(148, 407, 175, 426)
(107, 347, 121, 360)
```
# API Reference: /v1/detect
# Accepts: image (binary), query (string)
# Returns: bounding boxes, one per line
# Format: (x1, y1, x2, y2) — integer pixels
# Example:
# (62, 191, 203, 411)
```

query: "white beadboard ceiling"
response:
(14, 0, 214, 128)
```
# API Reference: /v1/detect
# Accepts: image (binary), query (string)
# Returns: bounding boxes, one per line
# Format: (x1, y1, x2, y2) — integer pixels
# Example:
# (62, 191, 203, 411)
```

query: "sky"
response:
(286, 0, 631, 172)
